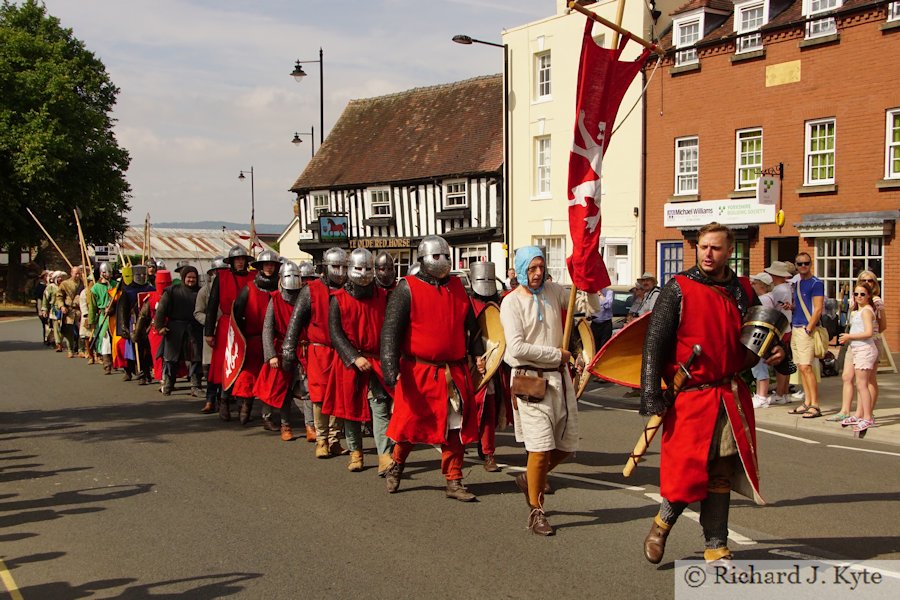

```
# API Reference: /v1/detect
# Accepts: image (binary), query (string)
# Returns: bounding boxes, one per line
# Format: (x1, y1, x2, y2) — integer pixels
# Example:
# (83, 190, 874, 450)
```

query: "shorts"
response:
(790, 326, 815, 365)
(850, 342, 878, 370)
(511, 370, 578, 453)
(751, 359, 770, 381)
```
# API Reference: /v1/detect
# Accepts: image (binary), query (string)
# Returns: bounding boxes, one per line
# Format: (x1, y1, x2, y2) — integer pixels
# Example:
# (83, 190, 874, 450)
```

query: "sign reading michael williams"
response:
(319, 215, 349, 242)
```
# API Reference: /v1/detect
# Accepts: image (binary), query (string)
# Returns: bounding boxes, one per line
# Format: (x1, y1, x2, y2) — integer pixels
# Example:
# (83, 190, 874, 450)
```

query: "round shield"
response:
(470, 302, 506, 392)
(568, 318, 596, 398)
(587, 312, 666, 390)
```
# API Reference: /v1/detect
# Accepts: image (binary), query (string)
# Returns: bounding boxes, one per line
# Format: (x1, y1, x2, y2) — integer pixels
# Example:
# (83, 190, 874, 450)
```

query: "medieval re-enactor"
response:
(256, 260, 305, 442)
(56, 265, 84, 358)
(380, 235, 485, 501)
(374, 251, 397, 292)
(194, 256, 227, 413)
(500, 247, 596, 536)
(205, 245, 254, 421)
(467, 261, 510, 474)
(328, 248, 392, 473)
(142, 268, 173, 385)
(231, 250, 282, 427)
(117, 264, 154, 383)
(640, 222, 784, 565)
(282, 247, 349, 458)
(153, 266, 203, 397)
(90, 262, 118, 374)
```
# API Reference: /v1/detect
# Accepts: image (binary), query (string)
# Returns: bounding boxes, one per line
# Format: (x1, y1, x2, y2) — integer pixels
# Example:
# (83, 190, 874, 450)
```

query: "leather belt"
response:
(682, 376, 733, 391)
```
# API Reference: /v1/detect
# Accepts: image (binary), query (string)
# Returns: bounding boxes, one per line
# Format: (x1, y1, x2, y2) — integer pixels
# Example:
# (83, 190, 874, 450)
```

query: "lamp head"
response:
(452, 34, 473, 45)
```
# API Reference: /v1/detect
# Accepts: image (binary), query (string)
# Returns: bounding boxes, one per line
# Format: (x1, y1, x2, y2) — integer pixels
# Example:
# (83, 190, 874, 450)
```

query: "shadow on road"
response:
(15, 572, 263, 599)
(0, 484, 155, 529)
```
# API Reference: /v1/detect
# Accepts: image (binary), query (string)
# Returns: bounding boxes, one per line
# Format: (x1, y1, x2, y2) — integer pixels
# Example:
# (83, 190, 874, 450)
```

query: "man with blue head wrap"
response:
(500, 246, 599, 536)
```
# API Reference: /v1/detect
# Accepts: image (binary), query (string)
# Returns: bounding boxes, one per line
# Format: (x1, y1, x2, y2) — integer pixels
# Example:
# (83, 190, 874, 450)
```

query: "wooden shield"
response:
(470, 302, 506, 392)
(587, 312, 666, 390)
(223, 312, 246, 391)
(568, 318, 596, 398)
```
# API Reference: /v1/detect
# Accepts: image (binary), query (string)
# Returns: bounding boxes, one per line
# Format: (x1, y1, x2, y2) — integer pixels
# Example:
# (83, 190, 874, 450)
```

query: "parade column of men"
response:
(117, 264, 153, 383)
(153, 266, 203, 397)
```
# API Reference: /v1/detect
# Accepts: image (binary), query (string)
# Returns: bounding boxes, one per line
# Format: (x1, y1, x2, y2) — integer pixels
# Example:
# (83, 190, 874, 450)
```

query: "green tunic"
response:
(91, 280, 117, 353)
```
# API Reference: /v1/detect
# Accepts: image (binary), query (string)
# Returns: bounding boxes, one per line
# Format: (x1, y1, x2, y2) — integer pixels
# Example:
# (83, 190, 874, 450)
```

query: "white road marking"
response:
(826, 444, 900, 458)
(756, 428, 820, 444)
(471, 461, 645, 492)
(770, 549, 900, 579)
(644, 492, 756, 546)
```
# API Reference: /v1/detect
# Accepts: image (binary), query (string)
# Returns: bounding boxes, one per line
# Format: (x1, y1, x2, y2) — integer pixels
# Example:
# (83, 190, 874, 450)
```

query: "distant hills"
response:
(147, 221, 288, 235)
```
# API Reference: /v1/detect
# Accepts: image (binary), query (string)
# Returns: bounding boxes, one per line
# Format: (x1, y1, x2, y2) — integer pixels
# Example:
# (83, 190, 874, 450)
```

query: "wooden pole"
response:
(611, 0, 626, 48)
(562, 283, 579, 350)
(26, 208, 74, 270)
(567, 1, 663, 55)
(74, 209, 92, 291)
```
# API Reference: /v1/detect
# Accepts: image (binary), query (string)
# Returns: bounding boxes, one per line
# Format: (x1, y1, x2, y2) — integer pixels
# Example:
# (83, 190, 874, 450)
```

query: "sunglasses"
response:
(860, 278, 875, 283)
(795, 261, 811, 267)
(853, 292, 869, 297)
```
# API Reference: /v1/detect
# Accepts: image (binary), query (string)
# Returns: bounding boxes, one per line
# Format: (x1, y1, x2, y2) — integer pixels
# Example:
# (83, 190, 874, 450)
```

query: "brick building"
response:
(643, 0, 899, 349)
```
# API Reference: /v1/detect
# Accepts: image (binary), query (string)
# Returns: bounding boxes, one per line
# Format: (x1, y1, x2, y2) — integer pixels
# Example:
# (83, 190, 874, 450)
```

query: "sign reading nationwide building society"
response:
(664, 199, 777, 228)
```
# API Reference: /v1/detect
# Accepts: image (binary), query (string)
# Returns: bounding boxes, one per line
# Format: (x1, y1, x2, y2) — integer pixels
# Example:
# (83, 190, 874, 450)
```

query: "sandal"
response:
(788, 403, 811, 415)
(840, 416, 859, 427)
(826, 413, 849, 422)
(801, 406, 822, 419)
(852, 419, 874, 433)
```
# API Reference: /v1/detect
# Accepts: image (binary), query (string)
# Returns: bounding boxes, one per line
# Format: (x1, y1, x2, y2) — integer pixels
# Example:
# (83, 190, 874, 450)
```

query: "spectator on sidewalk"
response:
(836, 283, 879, 434)
(787, 253, 824, 419)
(749, 272, 779, 408)
(765, 261, 793, 404)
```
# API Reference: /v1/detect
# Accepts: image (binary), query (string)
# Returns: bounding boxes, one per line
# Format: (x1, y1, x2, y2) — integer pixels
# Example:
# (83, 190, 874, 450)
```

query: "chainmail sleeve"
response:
(204, 275, 220, 337)
(282, 285, 311, 368)
(380, 279, 411, 387)
(640, 278, 682, 416)
(262, 298, 277, 361)
(329, 295, 359, 367)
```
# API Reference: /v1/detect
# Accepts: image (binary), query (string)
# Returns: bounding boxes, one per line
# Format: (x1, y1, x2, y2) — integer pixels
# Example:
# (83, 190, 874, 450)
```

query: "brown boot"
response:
(483, 454, 500, 472)
(200, 401, 215, 414)
(280, 423, 293, 442)
(385, 461, 404, 493)
(315, 439, 330, 459)
(305, 424, 316, 442)
(377, 454, 393, 477)
(528, 508, 554, 536)
(514, 473, 531, 507)
(329, 441, 349, 456)
(239, 399, 253, 425)
(446, 479, 476, 502)
(643, 516, 672, 564)
(262, 415, 280, 432)
(218, 398, 231, 422)
(348, 450, 364, 472)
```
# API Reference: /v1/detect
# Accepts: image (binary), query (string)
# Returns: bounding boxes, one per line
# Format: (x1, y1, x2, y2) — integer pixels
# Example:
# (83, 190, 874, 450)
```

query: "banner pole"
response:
(611, 0, 626, 48)
(26, 208, 74, 270)
(567, 1, 663, 55)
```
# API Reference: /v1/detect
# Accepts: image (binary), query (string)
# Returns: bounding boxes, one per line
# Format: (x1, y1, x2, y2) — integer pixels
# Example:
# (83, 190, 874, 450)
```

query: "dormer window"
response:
(804, 0, 842, 39)
(675, 17, 701, 66)
(735, 1, 768, 53)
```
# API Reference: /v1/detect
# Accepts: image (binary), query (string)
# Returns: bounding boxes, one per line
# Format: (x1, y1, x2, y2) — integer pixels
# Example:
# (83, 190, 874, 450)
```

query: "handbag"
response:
(797, 284, 829, 359)
(510, 370, 547, 402)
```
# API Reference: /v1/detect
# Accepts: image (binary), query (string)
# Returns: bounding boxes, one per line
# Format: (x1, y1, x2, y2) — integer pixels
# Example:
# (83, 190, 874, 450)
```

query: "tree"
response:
(0, 0, 130, 300)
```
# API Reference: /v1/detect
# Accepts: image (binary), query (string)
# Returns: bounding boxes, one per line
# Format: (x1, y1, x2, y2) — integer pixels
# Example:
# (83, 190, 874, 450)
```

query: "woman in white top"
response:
(749, 273, 778, 408)
(837, 284, 878, 434)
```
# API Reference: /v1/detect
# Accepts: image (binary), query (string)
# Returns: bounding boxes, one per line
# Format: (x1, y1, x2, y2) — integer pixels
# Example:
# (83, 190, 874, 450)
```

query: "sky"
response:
(39, 0, 555, 227)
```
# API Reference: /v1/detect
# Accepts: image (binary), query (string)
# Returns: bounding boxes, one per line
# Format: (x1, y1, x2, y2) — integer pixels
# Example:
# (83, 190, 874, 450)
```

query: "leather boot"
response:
(305, 424, 316, 442)
(190, 387, 203, 398)
(239, 399, 253, 425)
(122, 372, 132, 382)
(315, 439, 330, 459)
(280, 423, 293, 442)
(329, 441, 349, 456)
(385, 461, 404, 493)
(218, 397, 231, 422)
(200, 401, 215, 414)
(377, 454, 393, 477)
(262, 415, 280, 432)
(348, 450, 364, 472)
(445, 479, 476, 502)
(643, 516, 672, 564)
(514, 473, 532, 507)
(103, 356, 112, 374)
(528, 508, 554, 536)
(483, 454, 500, 472)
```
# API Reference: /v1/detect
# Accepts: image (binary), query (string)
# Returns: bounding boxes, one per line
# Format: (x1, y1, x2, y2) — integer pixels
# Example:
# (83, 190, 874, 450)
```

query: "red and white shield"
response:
(223, 316, 246, 391)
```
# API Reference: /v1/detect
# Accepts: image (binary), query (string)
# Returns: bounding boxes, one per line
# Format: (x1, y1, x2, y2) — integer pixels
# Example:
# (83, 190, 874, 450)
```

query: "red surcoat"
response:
(254, 291, 297, 407)
(147, 290, 164, 381)
(306, 279, 337, 404)
(324, 287, 389, 422)
(231, 282, 268, 398)
(660, 275, 762, 504)
(386, 276, 478, 445)
(209, 270, 253, 384)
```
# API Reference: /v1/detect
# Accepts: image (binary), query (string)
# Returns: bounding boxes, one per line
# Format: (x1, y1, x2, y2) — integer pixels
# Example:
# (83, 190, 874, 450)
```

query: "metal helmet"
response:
(208, 256, 227, 274)
(374, 251, 396, 288)
(417, 235, 451, 280)
(298, 261, 317, 279)
(98, 262, 113, 278)
(132, 264, 149, 286)
(120, 264, 133, 285)
(251, 249, 282, 271)
(347, 248, 375, 287)
(224, 244, 252, 266)
(144, 258, 158, 269)
(322, 247, 348, 287)
(407, 263, 421, 277)
(154, 259, 167, 271)
(175, 260, 191, 273)
(470, 261, 497, 297)
(280, 260, 302, 291)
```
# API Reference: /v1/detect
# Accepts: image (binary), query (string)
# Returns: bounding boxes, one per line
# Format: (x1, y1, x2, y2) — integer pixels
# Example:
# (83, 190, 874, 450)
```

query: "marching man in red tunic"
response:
(282, 247, 348, 458)
(640, 223, 785, 565)
(205, 245, 254, 421)
(328, 248, 392, 472)
(380, 235, 486, 501)
(231, 250, 282, 428)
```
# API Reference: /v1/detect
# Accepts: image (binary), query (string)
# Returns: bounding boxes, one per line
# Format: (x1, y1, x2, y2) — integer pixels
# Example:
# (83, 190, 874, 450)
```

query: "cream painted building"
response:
(276, 216, 313, 265)
(503, 0, 677, 285)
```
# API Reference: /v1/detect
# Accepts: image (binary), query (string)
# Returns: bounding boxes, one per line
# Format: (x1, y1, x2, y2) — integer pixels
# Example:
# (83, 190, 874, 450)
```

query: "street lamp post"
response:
(238, 167, 259, 253)
(290, 48, 324, 145)
(292, 126, 316, 158)
(452, 34, 511, 258)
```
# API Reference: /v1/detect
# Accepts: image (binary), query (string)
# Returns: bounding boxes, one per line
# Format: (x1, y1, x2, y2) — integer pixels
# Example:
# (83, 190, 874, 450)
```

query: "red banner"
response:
(566, 18, 650, 292)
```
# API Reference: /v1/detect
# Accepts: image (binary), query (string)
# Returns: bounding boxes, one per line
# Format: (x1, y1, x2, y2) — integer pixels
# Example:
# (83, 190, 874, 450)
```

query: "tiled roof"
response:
(671, 0, 735, 16)
(290, 75, 503, 191)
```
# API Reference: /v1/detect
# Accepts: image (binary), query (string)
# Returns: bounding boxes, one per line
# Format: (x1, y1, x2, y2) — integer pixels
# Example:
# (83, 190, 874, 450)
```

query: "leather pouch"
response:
(511, 371, 547, 402)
